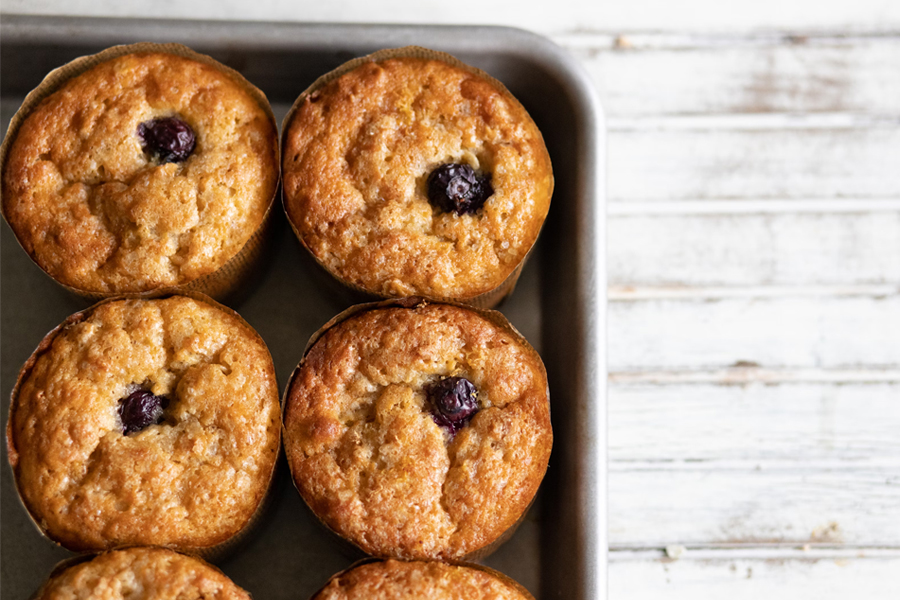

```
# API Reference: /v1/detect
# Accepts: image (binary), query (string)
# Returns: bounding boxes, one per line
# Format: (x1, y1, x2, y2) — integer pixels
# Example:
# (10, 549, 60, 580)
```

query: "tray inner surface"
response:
(1, 18, 602, 600)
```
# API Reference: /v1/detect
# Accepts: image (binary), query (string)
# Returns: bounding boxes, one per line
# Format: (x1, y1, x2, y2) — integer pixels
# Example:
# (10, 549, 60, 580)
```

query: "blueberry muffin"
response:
(283, 299, 552, 560)
(282, 49, 553, 306)
(312, 559, 534, 600)
(7, 295, 281, 553)
(1, 47, 279, 297)
(32, 547, 251, 600)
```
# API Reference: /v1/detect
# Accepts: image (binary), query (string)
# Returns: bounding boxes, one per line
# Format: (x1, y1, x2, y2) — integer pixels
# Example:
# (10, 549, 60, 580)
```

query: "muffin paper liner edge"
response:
(307, 558, 536, 600)
(6, 291, 282, 560)
(280, 45, 551, 309)
(29, 547, 251, 600)
(0, 43, 281, 303)
(281, 297, 551, 563)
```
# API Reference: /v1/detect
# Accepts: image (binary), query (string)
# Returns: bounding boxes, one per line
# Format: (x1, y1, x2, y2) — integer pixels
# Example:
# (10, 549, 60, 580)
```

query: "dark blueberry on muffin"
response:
(7, 296, 281, 553)
(282, 50, 553, 303)
(138, 117, 196, 163)
(118, 389, 169, 435)
(427, 163, 493, 215)
(2, 50, 278, 297)
(283, 300, 552, 560)
(427, 376, 479, 434)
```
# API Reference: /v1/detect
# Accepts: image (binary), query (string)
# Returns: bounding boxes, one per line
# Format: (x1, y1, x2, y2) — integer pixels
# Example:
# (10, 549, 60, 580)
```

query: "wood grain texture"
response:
(609, 212, 900, 286)
(609, 466, 900, 546)
(566, 37, 900, 116)
(609, 198, 900, 214)
(609, 383, 900, 463)
(7, 0, 900, 33)
(610, 550, 900, 598)
(608, 125, 900, 201)
(608, 366, 900, 384)
(609, 295, 900, 371)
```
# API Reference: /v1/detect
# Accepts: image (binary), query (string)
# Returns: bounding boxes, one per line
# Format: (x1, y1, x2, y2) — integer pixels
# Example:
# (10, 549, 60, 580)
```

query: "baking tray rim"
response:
(0, 14, 608, 600)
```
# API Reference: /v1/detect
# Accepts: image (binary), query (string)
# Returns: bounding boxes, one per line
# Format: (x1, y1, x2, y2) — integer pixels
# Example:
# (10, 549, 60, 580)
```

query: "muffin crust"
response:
(312, 560, 533, 600)
(2, 51, 278, 293)
(33, 547, 251, 600)
(7, 296, 281, 552)
(282, 55, 553, 300)
(284, 302, 552, 560)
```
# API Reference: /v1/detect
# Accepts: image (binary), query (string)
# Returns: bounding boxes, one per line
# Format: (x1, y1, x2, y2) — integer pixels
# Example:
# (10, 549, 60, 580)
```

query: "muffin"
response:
(6, 295, 281, 554)
(281, 48, 553, 306)
(283, 299, 552, 560)
(1, 46, 279, 298)
(32, 547, 251, 600)
(312, 559, 534, 600)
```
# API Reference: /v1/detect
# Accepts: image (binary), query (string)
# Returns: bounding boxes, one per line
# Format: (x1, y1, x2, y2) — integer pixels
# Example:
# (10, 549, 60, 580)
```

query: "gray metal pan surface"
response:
(0, 15, 606, 600)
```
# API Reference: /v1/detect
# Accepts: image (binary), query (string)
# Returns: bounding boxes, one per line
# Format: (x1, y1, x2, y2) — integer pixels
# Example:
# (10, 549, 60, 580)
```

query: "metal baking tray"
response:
(0, 16, 606, 600)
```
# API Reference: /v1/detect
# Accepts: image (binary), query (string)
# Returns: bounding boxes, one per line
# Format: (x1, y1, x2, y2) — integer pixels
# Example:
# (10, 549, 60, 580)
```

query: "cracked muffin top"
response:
(7, 296, 281, 553)
(283, 301, 552, 560)
(33, 547, 250, 600)
(282, 54, 553, 301)
(2, 51, 278, 294)
(312, 559, 533, 600)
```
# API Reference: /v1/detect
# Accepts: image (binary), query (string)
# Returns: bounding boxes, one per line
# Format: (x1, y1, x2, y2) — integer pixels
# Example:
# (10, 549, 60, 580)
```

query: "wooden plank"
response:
(608, 366, 900, 384)
(611, 112, 896, 130)
(557, 31, 900, 51)
(608, 295, 900, 372)
(608, 212, 900, 287)
(610, 550, 900, 599)
(609, 383, 900, 463)
(566, 38, 900, 116)
(609, 286, 900, 301)
(609, 125, 900, 200)
(609, 466, 900, 546)
(608, 198, 900, 214)
(6, 0, 900, 34)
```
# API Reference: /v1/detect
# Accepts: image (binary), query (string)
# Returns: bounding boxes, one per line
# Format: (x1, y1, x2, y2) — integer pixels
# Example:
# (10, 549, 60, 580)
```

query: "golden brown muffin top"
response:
(313, 560, 533, 600)
(34, 547, 250, 600)
(2, 51, 278, 293)
(282, 55, 553, 300)
(7, 296, 281, 552)
(283, 303, 552, 560)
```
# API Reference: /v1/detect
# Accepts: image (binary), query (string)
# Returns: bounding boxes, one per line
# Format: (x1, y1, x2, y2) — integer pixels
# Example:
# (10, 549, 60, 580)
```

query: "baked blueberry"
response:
(118, 389, 168, 435)
(138, 117, 196, 163)
(283, 301, 553, 560)
(427, 163, 493, 216)
(427, 376, 479, 434)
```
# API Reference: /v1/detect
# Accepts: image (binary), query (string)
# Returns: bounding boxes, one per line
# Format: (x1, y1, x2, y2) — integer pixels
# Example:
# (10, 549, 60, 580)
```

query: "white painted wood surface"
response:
(609, 383, 900, 463)
(610, 212, 900, 286)
(610, 295, 900, 370)
(568, 34, 900, 116)
(7, 0, 900, 33)
(4, 0, 900, 596)
(610, 549, 900, 598)
(609, 123, 900, 201)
